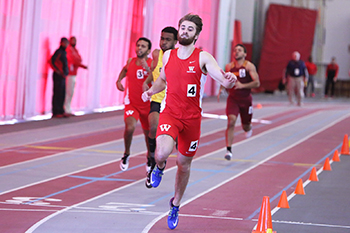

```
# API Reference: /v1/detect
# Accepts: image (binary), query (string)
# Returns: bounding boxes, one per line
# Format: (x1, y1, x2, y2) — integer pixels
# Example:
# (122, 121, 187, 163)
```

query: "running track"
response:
(0, 94, 349, 233)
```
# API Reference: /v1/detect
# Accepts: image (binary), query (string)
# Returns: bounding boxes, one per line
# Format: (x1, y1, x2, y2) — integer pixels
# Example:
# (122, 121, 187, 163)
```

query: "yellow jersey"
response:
(151, 50, 166, 103)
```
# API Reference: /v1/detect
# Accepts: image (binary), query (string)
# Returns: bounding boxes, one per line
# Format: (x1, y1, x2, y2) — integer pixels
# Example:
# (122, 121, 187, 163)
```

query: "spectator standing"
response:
(324, 57, 339, 98)
(284, 51, 309, 106)
(305, 56, 317, 97)
(65, 36, 88, 115)
(50, 37, 69, 118)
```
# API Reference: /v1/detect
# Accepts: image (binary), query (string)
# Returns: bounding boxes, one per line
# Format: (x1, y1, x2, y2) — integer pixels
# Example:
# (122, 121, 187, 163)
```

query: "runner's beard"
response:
(178, 34, 196, 46)
(235, 55, 244, 61)
(137, 51, 148, 58)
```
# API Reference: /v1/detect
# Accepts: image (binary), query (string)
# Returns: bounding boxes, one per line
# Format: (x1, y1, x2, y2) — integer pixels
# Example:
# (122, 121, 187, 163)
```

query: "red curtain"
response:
(258, 4, 318, 91)
(128, 0, 145, 58)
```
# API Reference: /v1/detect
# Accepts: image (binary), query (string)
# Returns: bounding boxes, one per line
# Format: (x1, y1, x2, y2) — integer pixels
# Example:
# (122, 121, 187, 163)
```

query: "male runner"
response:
(218, 44, 260, 160)
(116, 37, 152, 172)
(142, 14, 236, 230)
(143, 27, 178, 188)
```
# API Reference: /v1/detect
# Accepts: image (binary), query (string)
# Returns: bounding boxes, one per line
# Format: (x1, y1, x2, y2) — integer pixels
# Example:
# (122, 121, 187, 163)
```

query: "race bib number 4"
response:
(189, 140, 198, 152)
(187, 84, 196, 97)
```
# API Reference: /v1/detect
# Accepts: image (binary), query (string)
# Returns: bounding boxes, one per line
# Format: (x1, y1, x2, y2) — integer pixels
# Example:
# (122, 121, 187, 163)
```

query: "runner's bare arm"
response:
(200, 51, 236, 89)
(116, 58, 132, 91)
(141, 50, 170, 102)
(142, 49, 160, 91)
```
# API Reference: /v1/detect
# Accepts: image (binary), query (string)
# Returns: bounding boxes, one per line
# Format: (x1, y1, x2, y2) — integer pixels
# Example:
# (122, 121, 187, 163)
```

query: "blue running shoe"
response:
(150, 165, 163, 188)
(167, 198, 179, 230)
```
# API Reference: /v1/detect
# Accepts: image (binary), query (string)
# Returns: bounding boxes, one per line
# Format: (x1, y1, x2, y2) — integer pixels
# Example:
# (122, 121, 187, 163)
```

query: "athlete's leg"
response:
(148, 111, 160, 154)
(149, 111, 160, 139)
(124, 116, 137, 155)
(142, 128, 150, 153)
(155, 134, 175, 169)
(242, 124, 252, 132)
(226, 114, 237, 147)
(241, 100, 253, 137)
(172, 152, 193, 206)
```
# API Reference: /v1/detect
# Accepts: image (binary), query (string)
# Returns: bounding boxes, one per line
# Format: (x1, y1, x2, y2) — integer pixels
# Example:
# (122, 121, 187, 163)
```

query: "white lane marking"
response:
(202, 113, 272, 124)
(272, 219, 350, 229)
(143, 111, 350, 232)
(23, 110, 350, 232)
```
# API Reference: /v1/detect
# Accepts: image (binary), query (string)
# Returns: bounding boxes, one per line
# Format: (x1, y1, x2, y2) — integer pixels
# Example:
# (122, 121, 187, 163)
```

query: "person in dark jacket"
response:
(324, 57, 339, 98)
(283, 51, 309, 106)
(51, 37, 69, 118)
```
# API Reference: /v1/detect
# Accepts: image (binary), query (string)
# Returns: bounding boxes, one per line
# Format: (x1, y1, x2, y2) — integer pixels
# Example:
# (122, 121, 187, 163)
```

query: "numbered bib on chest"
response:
(137, 69, 144, 79)
(187, 84, 196, 97)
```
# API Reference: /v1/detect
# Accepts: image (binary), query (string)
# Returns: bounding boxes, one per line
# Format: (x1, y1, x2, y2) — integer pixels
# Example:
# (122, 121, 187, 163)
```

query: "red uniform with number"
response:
(157, 48, 207, 157)
(124, 57, 152, 130)
(226, 60, 253, 125)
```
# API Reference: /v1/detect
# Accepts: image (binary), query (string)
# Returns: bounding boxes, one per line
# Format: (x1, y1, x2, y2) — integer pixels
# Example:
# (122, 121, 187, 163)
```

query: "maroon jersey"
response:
(227, 60, 252, 99)
(163, 48, 207, 119)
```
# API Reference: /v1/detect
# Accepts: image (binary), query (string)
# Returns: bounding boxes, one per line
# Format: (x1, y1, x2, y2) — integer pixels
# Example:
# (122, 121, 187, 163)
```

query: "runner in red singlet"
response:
(116, 37, 153, 172)
(142, 14, 237, 230)
(218, 44, 260, 160)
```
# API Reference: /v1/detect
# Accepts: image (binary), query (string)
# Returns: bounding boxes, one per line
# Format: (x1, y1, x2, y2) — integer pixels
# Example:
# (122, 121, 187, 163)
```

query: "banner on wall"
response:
(258, 4, 317, 92)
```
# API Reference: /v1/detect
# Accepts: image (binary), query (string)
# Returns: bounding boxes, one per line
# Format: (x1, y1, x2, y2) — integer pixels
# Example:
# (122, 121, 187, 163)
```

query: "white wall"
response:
(323, 0, 350, 80)
(235, 0, 255, 43)
(233, 0, 350, 80)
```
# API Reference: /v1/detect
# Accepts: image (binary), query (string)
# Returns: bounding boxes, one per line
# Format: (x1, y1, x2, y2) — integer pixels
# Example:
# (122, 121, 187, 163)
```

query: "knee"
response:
(155, 144, 172, 162)
(124, 124, 135, 134)
(149, 124, 158, 136)
(227, 116, 237, 128)
(243, 124, 251, 132)
(176, 160, 191, 173)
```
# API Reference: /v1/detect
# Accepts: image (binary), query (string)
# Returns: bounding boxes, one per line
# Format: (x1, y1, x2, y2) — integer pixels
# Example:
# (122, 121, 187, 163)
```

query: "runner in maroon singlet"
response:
(218, 44, 260, 160)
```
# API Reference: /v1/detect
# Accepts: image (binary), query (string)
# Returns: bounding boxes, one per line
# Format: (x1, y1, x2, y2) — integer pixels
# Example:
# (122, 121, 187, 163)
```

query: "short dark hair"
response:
(60, 37, 68, 43)
(162, 27, 178, 41)
(137, 37, 152, 50)
(178, 13, 203, 36)
(235, 44, 247, 53)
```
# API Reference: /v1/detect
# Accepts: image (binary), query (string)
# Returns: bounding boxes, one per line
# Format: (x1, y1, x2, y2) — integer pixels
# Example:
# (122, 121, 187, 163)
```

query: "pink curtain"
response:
(0, 0, 220, 121)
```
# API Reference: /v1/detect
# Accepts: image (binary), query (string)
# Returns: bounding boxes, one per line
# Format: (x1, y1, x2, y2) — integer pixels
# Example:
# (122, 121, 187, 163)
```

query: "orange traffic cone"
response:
(252, 196, 276, 233)
(294, 179, 305, 195)
(323, 158, 332, 171)
(340, 134, 350, 155)
(277, 191, 290, 208)
(256, 103, 262, 109)
(309, 167, 319, 181)
(332, 150, 340, 162)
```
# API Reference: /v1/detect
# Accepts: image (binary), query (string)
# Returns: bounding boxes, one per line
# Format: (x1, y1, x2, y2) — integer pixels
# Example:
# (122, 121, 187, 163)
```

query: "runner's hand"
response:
(222, 69, 237, 83)
(141, 90, 152, 102)
(221, 70, 236, 89)
(116, 80, 124, 91)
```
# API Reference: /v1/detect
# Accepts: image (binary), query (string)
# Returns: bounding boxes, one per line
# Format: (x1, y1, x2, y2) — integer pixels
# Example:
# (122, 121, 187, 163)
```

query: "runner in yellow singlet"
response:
(143, 27, 178, 188)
